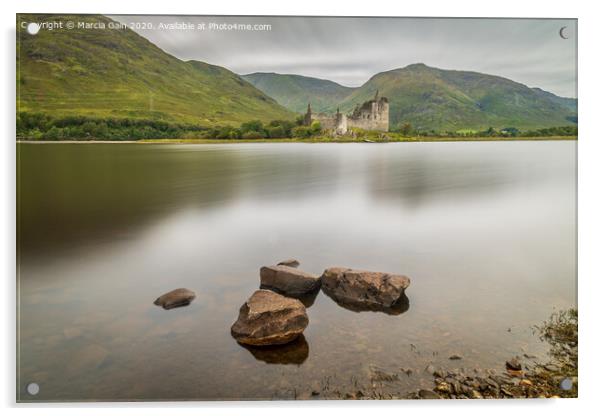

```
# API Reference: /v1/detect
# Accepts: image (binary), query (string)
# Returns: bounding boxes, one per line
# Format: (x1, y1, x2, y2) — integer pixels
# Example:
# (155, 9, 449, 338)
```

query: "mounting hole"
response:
(26, 23, 40, 35)
(560, 378, 573, 391)
(26, 382, 40, 396)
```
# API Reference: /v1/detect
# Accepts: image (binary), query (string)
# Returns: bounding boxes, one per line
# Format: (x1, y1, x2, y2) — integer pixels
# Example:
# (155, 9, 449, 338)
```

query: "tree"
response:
(310, 120, 322, 134)
(399, 122, 413, 136)
(267, 125, 285, 138)
(240, 120, 264, 134)
(241, 130, 266, 139)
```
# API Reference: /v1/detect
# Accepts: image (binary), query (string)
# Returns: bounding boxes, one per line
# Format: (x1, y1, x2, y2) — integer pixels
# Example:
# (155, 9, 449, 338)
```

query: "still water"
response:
(17, 141, 576, 401)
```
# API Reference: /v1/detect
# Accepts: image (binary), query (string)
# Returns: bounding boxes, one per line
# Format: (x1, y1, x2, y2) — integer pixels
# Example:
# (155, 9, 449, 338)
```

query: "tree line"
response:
(395, 122, 577, 138)
(17, 112, 577, 141)
(17, 113, 323, 140)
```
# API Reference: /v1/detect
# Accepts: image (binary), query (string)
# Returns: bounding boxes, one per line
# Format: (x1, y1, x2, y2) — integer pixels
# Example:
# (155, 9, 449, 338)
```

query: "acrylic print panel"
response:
(16, 14, 577, 401)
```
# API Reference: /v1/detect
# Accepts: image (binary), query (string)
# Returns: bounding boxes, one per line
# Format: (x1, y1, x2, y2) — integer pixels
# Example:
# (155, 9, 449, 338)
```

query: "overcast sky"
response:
(111, 15, 577, 98)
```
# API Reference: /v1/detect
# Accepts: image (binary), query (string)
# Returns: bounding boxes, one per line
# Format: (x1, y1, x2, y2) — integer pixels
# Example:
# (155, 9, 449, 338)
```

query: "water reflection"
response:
(322, 290, 410, 315)
(240, 335, 309, 365)
(17, 142, 576, 401)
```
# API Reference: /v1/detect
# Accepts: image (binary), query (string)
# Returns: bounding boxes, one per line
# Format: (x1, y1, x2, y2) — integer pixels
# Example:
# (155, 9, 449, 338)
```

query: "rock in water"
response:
(260, 265, 321, 295)
(277, 258, 300, 268)
(231, 290, 308, 346)
(505, 358, 522, 371)
(321, 267, 410, 308)
(153, 288, 196, 310)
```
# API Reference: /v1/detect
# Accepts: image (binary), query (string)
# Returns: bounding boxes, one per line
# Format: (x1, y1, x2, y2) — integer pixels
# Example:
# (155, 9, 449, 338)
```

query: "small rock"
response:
(153, 288, 196, 310)
(519, 379, 533, 387)
(470, 390, 483, 399)
(231, 290, 308, 346)
(433, 369, 446, 378)
(449, 354, 462, 360)
(435, 382, 451, 394)
(277, 259, 300, 268)
(505, 358, 522, 371)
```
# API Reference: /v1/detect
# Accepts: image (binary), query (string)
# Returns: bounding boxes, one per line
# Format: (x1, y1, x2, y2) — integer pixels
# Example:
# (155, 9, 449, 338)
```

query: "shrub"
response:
(241, 130, 266, 139)
(267, 125, 285, 138)
(291, 126, 311, 138)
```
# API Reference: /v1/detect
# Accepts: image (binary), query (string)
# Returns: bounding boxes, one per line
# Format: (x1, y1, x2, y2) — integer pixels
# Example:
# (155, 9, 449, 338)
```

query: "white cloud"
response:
(110, 15, 577, 97)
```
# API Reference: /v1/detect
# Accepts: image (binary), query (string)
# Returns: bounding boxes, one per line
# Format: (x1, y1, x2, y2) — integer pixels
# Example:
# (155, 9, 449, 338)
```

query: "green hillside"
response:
(17, 14, 293, 127)
(331, 64, 576, 131)
(532, 87, 577, 113)
(243, 64, 576, 132)
(242, 72, 354, 113)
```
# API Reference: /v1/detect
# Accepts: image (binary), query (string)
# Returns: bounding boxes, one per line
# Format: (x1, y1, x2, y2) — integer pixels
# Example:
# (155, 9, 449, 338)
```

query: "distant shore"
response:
(17, 136, 577, 144)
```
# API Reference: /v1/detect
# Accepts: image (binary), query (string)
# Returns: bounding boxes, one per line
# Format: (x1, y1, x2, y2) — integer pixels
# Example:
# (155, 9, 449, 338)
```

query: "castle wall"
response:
(304, 93, 389, 134)
(312, 114, 337, 130)
(347, 99, 389, 132)
(335, 113, 347, 135)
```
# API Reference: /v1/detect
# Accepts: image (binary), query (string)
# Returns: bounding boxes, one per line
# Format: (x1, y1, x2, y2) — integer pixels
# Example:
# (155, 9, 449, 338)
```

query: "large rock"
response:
(231, 290, 308, 346)
(321, 267, 410, 309)
(260, 265, 321, 296)
(153, 288, 196, 310)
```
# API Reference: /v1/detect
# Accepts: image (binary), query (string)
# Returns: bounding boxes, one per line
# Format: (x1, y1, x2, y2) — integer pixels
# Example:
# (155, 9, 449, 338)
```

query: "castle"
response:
(303, 90, 389, 135)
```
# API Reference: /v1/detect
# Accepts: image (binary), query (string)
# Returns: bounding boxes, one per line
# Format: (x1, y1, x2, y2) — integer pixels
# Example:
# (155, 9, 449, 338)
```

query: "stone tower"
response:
(303, 103, 313, 126)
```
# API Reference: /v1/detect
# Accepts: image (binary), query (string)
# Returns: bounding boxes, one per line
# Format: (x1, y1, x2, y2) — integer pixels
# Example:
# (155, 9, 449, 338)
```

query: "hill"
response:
(17, 14, 293, 127)
(532, 87, 577, 113)
(242, 72, 354, 113)
(330, 64, 576, 131)
(243, 64, 576, 132)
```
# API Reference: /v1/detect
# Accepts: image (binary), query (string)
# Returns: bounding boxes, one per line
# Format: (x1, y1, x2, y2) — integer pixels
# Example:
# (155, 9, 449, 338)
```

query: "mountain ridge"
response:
(241, 72, 354, 114)
(243, 64, 577, 131)
(17, 14, 293, 126)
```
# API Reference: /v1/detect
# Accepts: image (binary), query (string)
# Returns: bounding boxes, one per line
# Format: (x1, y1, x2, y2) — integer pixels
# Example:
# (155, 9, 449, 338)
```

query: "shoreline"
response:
(16, 136, 577, 144)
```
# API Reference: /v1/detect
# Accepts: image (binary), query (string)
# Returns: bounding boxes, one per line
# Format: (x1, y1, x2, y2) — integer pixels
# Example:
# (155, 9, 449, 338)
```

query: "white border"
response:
(2, 1, 600, 415)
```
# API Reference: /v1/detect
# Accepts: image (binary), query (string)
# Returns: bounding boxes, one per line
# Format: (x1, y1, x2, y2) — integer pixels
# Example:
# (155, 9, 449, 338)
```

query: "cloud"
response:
(110, 15, 577, 97)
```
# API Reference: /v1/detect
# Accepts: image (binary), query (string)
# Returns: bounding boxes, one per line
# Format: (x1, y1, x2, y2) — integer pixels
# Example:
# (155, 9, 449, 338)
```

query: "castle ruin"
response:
(304, 90, 389, 135)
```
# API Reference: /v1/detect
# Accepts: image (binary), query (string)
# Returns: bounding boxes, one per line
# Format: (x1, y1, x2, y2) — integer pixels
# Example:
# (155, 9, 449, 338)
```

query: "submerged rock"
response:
(231, 289, 308, 346)
(321, 267, 410, 309)
(260, 265, 321, 296)
(277, 258, 300, 268)
(153, 288, 196, 310)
